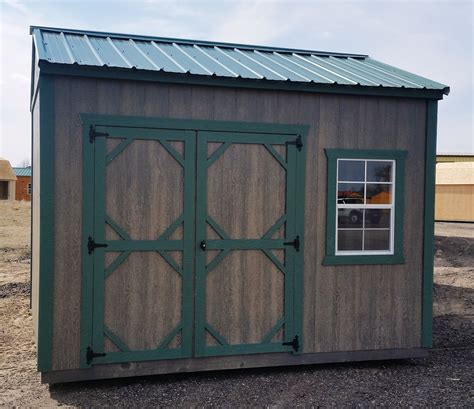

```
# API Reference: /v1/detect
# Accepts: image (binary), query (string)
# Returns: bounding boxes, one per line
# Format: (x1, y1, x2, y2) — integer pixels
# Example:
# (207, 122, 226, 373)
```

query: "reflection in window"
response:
(336, 159, 395, 254)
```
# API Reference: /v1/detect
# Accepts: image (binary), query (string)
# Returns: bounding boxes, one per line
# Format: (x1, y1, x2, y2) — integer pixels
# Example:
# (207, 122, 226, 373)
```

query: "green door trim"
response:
(80, 114, 309, 366)
(195, 130, 307, 358)
(80, 120, 196, 368)
(81, 113, 309, 136)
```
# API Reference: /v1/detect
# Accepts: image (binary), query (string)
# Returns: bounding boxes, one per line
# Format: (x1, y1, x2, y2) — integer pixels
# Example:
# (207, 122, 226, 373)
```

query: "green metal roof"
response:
(13, 167, 32, 177)
(31, 26, 449, 95)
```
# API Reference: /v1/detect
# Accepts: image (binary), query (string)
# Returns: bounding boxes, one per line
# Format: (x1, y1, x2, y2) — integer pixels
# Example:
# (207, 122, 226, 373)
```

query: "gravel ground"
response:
(0, 203, 473, 406)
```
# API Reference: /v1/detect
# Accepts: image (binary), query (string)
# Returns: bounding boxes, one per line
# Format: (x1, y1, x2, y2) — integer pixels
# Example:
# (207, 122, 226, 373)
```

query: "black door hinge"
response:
(86, 346, 106, 364)
(89, 125, 109, 143)
(283, 335, 299, 352)
(284, 235, 300, 252)
(87, 236, 108, 254)
(286, 135, 303, 151)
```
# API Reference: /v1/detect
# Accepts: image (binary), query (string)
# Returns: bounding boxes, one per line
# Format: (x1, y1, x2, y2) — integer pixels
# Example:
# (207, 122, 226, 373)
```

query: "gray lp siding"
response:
(50, 76, 425, 371)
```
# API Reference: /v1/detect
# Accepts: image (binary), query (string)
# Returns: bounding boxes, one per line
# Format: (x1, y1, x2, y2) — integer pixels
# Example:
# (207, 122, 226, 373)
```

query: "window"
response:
(27, 183, 32, 196)
(324, 149, 407, 265)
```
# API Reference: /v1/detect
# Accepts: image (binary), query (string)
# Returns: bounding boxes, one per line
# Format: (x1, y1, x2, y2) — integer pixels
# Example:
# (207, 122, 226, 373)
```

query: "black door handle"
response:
(200, 240, 207, 251)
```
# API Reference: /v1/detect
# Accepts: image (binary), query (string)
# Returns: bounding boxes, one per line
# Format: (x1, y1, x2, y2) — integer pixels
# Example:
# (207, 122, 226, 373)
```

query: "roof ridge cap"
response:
(30, 25, 368, 58)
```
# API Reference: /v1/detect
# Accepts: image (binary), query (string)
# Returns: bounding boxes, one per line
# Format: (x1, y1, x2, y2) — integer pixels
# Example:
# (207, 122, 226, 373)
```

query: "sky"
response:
(0, 0, 472, 166)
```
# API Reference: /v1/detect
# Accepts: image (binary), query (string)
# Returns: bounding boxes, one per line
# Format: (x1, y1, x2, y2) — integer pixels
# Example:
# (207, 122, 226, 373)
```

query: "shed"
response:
(435, 155, 474, 222)
(0, 158, 17, 200)
(12, 167, 32, 201)
(30, 26, 450, 383)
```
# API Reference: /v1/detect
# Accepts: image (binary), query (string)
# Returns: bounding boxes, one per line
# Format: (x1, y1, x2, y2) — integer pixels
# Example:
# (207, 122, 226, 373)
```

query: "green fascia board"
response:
(37, 75, 55, 372)
(323, 148, 407, 266)
(422, 101, 438, 348)
(41, 62, 446, 100)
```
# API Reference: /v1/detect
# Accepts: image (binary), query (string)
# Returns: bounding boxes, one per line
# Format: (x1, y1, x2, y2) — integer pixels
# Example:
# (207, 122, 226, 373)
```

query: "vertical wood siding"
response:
(51, 77, 426, 370)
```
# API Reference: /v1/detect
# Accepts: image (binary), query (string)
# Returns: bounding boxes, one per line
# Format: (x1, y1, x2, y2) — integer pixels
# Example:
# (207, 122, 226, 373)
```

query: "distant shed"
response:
(0, 158, 17, 200)
(436, 154, 474, 222)
(30, 26, 450, 383)
(13, 167, 32, 201)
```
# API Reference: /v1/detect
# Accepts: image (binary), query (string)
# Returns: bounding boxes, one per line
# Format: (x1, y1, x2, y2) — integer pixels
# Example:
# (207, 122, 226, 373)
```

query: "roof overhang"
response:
(38, 60, 448, 100)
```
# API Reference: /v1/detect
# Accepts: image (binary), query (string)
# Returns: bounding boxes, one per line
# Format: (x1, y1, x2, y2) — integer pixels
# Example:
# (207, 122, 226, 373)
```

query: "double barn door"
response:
(81, 118, 306, 367)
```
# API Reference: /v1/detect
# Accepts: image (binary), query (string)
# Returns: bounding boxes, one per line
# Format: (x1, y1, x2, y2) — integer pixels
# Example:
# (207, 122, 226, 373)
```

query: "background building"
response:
(436, 154, 474, 222)
(0, 158, 17, 200)
(12, 167, 32, 201)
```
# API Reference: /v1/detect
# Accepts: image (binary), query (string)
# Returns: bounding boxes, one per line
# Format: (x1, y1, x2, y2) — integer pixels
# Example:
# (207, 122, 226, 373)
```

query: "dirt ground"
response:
(0, 201, 472, 406)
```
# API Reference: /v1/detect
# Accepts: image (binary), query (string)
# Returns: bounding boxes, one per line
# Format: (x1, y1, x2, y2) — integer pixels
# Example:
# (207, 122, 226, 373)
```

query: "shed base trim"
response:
(41, 348, 429, 384)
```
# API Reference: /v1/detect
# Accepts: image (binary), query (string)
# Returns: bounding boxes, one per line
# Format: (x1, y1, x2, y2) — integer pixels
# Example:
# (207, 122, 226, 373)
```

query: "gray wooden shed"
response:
(30, 26, 449, 383)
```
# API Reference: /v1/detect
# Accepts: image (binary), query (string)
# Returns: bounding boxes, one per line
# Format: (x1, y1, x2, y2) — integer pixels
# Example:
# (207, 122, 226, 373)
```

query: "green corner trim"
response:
(37, 75, 55, 371)
(324, 149, 407, 266)
(422, 100, 438, 348)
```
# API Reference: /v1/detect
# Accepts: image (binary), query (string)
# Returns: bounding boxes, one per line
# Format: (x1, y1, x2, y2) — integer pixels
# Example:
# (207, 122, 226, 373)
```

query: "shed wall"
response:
(50, 76, 426, 370)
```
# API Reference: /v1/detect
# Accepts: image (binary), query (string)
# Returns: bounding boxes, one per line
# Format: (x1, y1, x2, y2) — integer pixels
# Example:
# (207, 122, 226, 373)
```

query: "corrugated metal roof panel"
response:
(13, 167, 32, 177)
(31, 26, 449, 95)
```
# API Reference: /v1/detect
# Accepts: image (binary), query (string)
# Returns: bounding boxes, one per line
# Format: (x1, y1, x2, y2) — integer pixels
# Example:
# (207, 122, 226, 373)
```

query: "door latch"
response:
(86, 346, 106, 364)
(87, 236, 108, 254)
(282, 335, 299, 352)
(200, 240, 207, 251)
(283, 235, 300, 252)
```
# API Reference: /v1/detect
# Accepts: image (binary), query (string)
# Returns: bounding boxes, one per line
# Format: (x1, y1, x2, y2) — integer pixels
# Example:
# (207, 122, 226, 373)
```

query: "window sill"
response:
(322, 254, 405, 265)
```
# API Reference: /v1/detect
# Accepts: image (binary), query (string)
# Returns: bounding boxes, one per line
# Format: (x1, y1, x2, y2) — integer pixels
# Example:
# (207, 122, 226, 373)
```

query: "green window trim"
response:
(323, 149, 407, 266)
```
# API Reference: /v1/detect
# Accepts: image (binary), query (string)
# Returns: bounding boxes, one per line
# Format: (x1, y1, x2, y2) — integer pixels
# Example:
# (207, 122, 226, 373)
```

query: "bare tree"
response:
(20, 158, 31, 167)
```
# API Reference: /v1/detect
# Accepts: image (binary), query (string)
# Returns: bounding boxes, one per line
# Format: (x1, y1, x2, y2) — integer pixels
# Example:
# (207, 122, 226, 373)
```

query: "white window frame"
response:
(335, 158, 396, 256)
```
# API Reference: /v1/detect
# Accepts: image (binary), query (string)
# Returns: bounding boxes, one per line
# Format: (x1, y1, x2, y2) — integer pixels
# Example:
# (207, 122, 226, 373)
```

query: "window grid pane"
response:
(336, 158, 394, 254)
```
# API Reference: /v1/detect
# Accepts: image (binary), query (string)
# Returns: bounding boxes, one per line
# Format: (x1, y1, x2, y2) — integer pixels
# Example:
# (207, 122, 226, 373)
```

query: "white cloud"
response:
(3, 0, 30, 15)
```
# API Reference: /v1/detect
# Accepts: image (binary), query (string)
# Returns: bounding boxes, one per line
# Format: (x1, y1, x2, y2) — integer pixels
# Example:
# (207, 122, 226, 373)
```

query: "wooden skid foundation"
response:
(42, 348, 429, 384)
